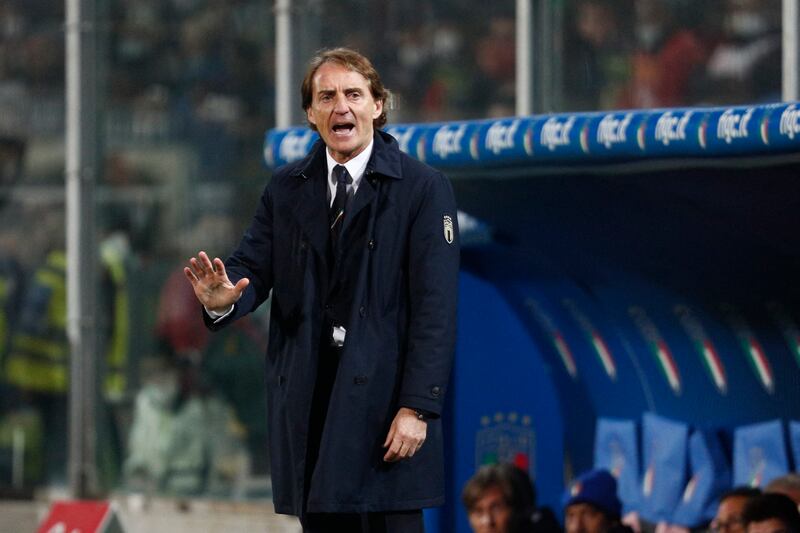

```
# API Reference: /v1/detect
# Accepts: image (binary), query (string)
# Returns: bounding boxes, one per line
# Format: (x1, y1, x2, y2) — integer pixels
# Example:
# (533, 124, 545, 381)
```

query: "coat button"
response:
(430, 386, 441, 398)
(359, 306, 366, 317)
(324, 304, 331, 310)
(354, 375, 368, 385)
(367, 240, 376, 250)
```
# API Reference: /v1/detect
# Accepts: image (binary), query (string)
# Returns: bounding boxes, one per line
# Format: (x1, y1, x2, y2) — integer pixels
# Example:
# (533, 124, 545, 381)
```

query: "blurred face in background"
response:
(713, 496, 750, 533)
(565, 503, 612, 533)
(468, 485, 512, 533)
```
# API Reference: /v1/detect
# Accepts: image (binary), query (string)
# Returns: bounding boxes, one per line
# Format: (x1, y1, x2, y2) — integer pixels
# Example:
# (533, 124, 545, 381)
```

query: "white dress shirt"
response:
(325, 139, 373, 206)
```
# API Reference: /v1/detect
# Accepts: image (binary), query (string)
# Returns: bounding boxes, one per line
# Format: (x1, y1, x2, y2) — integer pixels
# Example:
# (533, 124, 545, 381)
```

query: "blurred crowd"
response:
(565, 0, 782, 112)
(0, 0, 784, 144)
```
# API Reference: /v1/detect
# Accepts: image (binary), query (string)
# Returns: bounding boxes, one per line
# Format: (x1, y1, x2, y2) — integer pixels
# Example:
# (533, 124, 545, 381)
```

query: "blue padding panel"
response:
(640, 413, 689, 523)
(594, 418, 641, 513)
(733, 420, 789, 488)
(264, 103, 800, 169)
(449, 271, 565, 533)
(791, 421, 800, 471)
(592, 277, 790, 427)
(672, 430, 732, 527)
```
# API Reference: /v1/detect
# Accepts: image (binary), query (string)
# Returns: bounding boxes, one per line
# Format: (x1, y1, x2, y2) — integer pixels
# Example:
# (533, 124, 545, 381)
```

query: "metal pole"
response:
(516, 0, 533, 116)
(66, 0, 98, 498)
(540, 0, 555, 112)
(275, 0, 293, 128)
(784, 0, 800, 101)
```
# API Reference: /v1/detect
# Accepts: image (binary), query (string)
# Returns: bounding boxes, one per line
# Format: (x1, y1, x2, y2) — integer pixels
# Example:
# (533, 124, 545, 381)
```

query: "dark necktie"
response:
(329, 164, 350, 249)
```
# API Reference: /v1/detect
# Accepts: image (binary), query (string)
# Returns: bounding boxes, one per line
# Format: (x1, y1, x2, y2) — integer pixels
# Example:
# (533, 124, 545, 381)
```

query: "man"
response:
(184, 48, 459, 532)
(562, 469, 630, 533)
(462, 463, 561, 533)
(711, 488, 763, 533)
(742, 493, 800, 533)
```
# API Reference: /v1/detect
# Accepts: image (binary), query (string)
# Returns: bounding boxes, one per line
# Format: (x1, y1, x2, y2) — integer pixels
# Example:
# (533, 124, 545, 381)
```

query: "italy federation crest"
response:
(443, 215, 454, 244)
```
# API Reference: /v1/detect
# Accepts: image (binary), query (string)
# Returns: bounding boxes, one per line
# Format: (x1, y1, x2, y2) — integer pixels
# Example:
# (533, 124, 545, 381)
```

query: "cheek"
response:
(586, 515, 606, 533)
(468, 515, 483, 530)
(496, 509, 511, 527)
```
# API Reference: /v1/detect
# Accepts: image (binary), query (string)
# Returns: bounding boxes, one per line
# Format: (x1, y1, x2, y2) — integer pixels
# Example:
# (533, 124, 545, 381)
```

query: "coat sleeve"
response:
(203, 182, 275, 331)
(397, 171, 460, 417)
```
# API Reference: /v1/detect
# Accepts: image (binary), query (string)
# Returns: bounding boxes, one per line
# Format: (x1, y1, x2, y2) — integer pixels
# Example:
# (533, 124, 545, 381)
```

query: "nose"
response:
(333, 92, 349, 113)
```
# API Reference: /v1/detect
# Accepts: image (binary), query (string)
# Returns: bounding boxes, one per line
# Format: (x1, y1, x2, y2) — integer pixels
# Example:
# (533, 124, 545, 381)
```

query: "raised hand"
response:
(382, 407, 427, 462)
(183, 251, 250, 314)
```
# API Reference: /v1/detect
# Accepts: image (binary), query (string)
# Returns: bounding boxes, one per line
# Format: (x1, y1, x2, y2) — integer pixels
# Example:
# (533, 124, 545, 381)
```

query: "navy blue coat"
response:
(207, 130, 459, 514)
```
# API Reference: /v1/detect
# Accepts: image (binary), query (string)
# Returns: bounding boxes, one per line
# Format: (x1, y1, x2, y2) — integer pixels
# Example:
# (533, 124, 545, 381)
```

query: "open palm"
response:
(183, 251, 249, 313)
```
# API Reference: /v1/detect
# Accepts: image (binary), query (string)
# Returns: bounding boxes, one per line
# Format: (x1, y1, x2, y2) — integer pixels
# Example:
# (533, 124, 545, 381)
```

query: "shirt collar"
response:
(325, 139, 374, 189)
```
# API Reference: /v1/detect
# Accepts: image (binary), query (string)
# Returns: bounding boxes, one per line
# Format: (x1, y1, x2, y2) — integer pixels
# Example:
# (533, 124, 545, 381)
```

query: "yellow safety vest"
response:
(5, 250, 69, 393)
(100, 240, 129, 401)
(5, 246, 130, 399)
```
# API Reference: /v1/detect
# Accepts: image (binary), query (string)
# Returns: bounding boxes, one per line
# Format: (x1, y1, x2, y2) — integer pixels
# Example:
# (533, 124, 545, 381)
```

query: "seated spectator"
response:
(712, 487, 763, 533)
(463, 463, 561, 533)
(742, 493, 800, 533)
(562, 469, 632, 533)
(766, 474, 800, 506)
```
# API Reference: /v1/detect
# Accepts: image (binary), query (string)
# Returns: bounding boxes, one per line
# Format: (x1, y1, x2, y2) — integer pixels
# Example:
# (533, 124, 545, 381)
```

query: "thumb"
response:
(383, 423, 396, 448)
(234, 277, 250, 296)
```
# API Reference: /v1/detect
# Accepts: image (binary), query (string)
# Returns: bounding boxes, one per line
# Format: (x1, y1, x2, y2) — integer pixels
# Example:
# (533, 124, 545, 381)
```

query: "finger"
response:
(398, 441, 410, 458)
(190, 257, 206, 276)
(384, 449, 400, 463)
(213, 257, 226, 276)
(383, 447, 397, 462)
(183, 267, 198, 284)
(407, 443, 416, 458)
(414, 440, 425, 454)
(199, 251, 215, 271)
(384, 439, 402, 462)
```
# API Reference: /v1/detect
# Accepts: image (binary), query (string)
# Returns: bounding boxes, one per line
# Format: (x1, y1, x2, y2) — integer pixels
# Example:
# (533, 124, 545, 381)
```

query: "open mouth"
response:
(332, 122, 355, 135)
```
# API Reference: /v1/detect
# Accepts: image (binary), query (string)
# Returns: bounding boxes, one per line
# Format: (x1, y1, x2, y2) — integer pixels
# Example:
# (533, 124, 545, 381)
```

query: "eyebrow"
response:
(316, 87, 363, 96)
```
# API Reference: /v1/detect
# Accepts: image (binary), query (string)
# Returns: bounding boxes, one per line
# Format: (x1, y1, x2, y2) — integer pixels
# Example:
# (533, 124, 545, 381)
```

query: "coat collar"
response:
(290, 129, 403, 182)
(287, 130, 402, 266)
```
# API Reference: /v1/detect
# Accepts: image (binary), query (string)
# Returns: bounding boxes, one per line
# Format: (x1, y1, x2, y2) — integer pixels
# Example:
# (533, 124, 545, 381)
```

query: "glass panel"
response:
(99, 0, 274, 498)
(0, 0, 273, 499)
(559, 0, 782, 112)
(1, 0, 68, 494)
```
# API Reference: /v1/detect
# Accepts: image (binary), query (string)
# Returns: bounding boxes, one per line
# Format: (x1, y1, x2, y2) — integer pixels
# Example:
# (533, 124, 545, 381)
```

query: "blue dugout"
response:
(264, 103, 800, 533)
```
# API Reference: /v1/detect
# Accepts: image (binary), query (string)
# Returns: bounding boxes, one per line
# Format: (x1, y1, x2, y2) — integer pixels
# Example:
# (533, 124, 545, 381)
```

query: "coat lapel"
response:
(342, 176, 375, 234)
(289, 142, 329, 264)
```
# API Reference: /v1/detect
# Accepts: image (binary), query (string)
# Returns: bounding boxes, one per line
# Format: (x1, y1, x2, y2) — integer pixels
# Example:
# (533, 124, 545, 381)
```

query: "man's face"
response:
(712, 496, 750, 533)
(565, 503, 611, 533)
(468, 485, 512, 533)
(747, 518, 791, 533)
(306, 61, 383, 164)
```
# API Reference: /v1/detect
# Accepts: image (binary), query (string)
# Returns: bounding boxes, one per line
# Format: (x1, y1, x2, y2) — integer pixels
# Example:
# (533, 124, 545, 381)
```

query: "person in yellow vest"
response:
(4, 236, 133, 486)
(4, 249, 69, 484)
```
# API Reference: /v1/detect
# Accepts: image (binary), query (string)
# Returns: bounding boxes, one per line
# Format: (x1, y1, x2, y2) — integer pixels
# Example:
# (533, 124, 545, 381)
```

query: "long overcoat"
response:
(206, 130, 459, 515)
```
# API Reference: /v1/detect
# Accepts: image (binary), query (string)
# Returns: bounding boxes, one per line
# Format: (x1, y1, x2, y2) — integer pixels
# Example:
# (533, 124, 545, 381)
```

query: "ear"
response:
(372, 98, 383, 120)
(307, 107, 317, 127)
